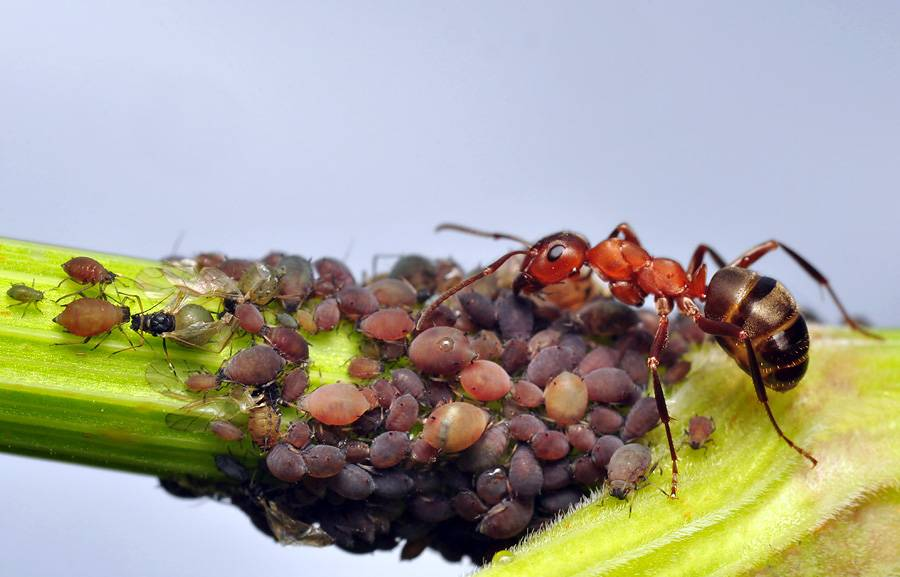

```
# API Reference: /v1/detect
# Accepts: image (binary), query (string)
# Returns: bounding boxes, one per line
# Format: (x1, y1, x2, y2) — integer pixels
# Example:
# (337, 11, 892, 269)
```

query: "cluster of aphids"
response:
(33, 246, 713, 563)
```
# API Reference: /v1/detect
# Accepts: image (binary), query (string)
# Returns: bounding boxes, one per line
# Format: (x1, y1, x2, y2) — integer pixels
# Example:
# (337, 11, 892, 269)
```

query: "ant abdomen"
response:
(704, 267, 809, 391)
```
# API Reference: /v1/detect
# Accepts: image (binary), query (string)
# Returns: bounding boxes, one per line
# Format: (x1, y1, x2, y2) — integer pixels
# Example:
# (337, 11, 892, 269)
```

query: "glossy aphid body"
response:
(56, 256, 126, 301)
(424, 222, 878, 497)
(6, 281, 45, 316)
(53, 297, 131, 347)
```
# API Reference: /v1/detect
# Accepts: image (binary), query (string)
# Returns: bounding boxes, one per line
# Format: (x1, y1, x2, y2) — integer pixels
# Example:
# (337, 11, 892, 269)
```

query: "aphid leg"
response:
(647, 296, 679, 498)
(606, 222, 642, 245)
(162, 338, 176, 375)
(54, 287, 89, 303)
(414, 250, 528, 332)
(435, 223, 531, 247)
(743, 340, 818, 466)
(730, 240, 880, 339)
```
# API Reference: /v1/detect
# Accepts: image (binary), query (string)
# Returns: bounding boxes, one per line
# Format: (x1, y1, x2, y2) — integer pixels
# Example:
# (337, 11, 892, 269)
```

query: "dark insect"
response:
(422, 222, 879, 497)
(6, 281, 44, 317)
(53, 297, 131, 347)
(128, 298, 235, 370)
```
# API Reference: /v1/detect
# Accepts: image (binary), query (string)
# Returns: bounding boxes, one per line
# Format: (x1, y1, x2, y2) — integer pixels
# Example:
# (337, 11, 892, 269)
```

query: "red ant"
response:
(419, 223, 880, 497)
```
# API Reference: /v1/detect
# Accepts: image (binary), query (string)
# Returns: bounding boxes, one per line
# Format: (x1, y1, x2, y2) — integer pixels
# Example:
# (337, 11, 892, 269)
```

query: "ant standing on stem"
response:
(419, 223, 880, 498)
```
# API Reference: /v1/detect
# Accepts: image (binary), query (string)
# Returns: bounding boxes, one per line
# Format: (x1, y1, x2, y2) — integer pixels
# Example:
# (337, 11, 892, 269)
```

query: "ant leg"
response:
(743, 340, 818, 466)
(606, 222, 641, 245)
(435, 223, 530, 247)
(686, 244, 727, 279)
(414, 250, 528, 332)
(730, 240, 879, 339)
(681, 300, 818, 466)
(647, 296, 679, 498)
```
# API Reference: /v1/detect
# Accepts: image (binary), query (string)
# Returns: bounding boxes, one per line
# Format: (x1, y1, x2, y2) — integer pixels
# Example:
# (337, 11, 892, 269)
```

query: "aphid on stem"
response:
(6, 280, 44, 317)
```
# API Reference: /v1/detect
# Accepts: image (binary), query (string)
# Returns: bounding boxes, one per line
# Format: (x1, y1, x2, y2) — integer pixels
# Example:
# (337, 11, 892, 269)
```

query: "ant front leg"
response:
(730, 240, 879, 339)
(647, 296, 679, 498)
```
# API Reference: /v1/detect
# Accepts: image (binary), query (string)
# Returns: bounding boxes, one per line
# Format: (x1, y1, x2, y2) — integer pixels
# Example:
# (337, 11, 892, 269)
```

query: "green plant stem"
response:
(1, 237, 898, 577)
(0, 237, 361, 478)
(478, 328, 900, 577)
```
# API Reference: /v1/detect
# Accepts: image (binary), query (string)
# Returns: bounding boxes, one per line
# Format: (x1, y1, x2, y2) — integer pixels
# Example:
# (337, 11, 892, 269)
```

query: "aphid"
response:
(543, 371, 588, 426)
(53, 297, 131, 346)
(302, 445, 346, 478)
(371, 470, 415, 501)
(452, 490, 489, 521)
(477, 498, 534, 540)
(422, 402, 489, 452)
(369, 431, 411, 468)
(235, 303, 266, 334)
(566, 424, 597, 453)
(686, 415, 716, 450)
(476, 467, 509, 505)
(606, 443, 652, 500)
(57, 256, 120, 299)
(313, 258, 356, 296)
(300, 383, 370, 426)
(530, 430, 570, 461)
(456, 423, 510, 472)
(247, 403, 282, 449)
(582, 368, 641, 405)
(526, 346, 575, 388)
(6, 281, 44, 316)
(508, 444, 543, 497)
(275, 256, 314, 312)
(511, 380, 544, 408)
(238, 262, 279, 306)
(367, 278, 418, 308)
(209, 420, 244, 442)
(408, 326, 477, 377)
(459, 360, 512, 402)
(424, 222, 877, 496)
(263, 326, 309, 364)
(221, 345, 286, 386)
(589, 406, 625, 435)
(358, 308, 415, 342)
(385, 393, 419, 432)
(508, 414, 547, 442)
(328, 464, 375, 500)
(266, 443, 307, 482)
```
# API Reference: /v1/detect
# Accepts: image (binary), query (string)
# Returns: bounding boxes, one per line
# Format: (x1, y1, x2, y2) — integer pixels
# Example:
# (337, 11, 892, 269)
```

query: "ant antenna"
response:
(415, 250, 527, 332)
(436, 223, 531, 247)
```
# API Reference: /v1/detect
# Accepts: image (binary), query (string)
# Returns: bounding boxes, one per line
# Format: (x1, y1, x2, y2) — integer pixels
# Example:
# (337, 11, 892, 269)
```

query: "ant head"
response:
(514, 232, 590, 293)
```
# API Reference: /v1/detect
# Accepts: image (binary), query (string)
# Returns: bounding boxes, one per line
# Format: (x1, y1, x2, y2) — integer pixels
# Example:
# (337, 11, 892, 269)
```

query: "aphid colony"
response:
(102, 249, 712, 564)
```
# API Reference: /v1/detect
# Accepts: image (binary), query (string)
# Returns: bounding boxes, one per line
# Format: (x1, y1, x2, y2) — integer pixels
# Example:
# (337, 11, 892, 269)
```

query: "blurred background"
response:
(1, 2, 898, 576)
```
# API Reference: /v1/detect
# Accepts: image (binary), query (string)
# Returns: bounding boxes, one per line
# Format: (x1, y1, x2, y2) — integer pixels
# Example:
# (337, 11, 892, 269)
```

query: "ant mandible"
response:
(418, 222, 880, 498)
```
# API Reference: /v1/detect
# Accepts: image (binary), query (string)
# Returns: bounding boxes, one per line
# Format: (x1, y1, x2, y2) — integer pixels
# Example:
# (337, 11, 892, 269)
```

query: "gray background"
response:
(1, 3, 898, 577)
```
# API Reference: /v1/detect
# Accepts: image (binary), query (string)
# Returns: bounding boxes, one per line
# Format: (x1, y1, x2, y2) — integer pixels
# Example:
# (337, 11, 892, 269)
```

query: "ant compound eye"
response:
(547, 244, 565, 262)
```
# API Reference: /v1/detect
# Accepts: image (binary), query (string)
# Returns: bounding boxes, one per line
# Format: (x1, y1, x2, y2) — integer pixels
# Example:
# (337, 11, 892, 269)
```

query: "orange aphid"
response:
(301, 383, 370, 426)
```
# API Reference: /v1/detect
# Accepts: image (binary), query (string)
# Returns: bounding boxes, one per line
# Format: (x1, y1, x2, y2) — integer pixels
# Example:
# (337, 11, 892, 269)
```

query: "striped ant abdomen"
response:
(704, 266, 809, 391)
